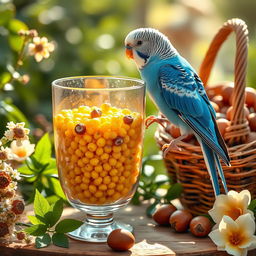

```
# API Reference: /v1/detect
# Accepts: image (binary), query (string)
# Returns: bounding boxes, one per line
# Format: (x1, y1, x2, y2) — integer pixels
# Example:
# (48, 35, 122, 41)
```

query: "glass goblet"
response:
(52, 76, 145, 242)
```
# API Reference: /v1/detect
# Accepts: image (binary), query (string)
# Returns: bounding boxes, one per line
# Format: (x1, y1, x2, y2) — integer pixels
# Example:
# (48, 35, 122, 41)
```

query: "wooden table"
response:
(1, 203, 255, 256)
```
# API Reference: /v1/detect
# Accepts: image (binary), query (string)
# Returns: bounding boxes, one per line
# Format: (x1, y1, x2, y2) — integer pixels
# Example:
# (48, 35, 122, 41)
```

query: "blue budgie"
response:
(125, 28, 230, 196)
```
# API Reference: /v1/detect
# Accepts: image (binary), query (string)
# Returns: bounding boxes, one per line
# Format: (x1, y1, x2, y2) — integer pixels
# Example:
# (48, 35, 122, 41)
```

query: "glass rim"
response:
(52, 75, 145, 91)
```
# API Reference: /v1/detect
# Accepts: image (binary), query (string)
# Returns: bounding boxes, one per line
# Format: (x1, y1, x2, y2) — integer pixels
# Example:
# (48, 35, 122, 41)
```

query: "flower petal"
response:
(225, 243, 245, 256)
(239, 236, 256, 249)
(208, 229, 225, 247)
(236, 213, 255, 237)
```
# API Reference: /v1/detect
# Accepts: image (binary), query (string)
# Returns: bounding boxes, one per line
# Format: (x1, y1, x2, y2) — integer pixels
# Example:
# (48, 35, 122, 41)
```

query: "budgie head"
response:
(125, 28, 177, 69)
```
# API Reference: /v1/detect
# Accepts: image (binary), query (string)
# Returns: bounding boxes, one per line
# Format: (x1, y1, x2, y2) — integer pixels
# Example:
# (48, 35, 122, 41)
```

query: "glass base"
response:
(67, 220, 133, 242)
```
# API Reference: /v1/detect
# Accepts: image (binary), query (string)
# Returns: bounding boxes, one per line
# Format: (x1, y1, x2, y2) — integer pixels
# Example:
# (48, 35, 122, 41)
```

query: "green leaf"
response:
(0, 3, 15, 26)
(0, 72, 12, 86)
(8, 34, 23, 52)
(35, 233, 51, 248)
(146, 201, 159, 217)
(33, 133, 52, 164)
(45, 199, 63, 227)
(248, 199, 256, 211)
(24, 224, 47, 236)
(55, 219, 83, 233)
(165, 183, 183, 201)
(47, 177, 66, 200)
(28, 215, 45, 225)
(34, 189, 50, 218)
(18, 165, 34, 176)
(52, 233, 69, 248)
(8, 19, 28, 33)
(1, 101, 28, 124)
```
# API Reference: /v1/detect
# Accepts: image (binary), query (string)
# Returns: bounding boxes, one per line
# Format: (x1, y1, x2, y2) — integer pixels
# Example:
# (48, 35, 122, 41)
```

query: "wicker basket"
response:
(155, 18, 256, 215)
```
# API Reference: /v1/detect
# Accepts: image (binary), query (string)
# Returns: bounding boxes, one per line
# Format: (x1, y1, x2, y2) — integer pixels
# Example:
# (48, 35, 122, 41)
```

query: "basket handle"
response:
(199, 18, 249, 145)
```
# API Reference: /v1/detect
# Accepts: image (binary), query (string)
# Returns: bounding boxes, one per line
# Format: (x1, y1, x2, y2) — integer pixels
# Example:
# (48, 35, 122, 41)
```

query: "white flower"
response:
(28, 36, 55, 62)
(10, 140, 35, 162)
(209, 190, 253, 226)
(1, 163, 20, 181)
(0, 146, 12, 163)
(4, 122, 30, 143)
(209, 214, 256, 256)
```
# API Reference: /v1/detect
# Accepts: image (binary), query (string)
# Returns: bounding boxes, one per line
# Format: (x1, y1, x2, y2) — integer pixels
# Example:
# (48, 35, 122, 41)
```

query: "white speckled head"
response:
(125, 28, 177, 69)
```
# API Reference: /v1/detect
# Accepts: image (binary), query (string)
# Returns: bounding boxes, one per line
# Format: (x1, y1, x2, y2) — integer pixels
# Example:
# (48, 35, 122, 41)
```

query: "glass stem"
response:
(85, 213, 114, 228)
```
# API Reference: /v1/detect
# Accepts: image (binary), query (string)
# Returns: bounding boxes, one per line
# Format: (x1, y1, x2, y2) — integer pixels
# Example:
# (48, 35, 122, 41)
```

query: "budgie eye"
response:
(137, 40, 143, 46)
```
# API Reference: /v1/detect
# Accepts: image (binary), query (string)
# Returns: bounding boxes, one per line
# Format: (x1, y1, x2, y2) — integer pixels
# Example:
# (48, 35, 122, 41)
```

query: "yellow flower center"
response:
(226, 207, 243, 220)
(229, 233, 243, 246)
(16, 149, 27, 158)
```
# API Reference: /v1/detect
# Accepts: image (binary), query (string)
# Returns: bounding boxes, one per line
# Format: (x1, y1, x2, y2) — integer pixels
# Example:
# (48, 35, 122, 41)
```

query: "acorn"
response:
(226, 106, 250, 121)
(190, 216, 212, 237)
(169, 210, 193, 233)
(107, 229, 135, 251)
(216, 118, 230, 137)
(152, 204, 177, 225)
(211, 95, 224, 109)
(221, 84, 234, 105)
(245, 87, 256, 108)
(248, 113, 256, 132)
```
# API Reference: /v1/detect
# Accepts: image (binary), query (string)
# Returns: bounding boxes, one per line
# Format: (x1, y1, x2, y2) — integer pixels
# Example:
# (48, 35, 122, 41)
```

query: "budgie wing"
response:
(159, 64, 230, 165)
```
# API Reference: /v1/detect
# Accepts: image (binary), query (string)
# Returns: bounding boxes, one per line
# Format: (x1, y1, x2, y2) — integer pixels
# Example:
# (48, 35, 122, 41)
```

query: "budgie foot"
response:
(162, 134, 187, 158)
(145, 115, 168, 129)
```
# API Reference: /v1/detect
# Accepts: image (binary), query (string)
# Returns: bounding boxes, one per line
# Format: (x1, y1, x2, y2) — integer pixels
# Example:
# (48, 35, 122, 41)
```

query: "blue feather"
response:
(140, 54, 230, 196)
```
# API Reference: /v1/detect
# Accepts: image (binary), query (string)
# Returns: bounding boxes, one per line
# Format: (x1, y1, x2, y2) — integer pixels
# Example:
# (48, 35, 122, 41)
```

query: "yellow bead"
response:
(103, 131, 111, 139)
(89, 185, 97, 193)
(116, 184, 124, 192)
(112, 152, 122, 159)
(96, 137, 106, 147)
(103, 163, 111, 171)
(95, 191, 103, 198)
(90, 158, 99, 166)
(104, 145, 112, 153)
(99, 184, 107, 191)
(96, 147, 104, 156)
(82, 177, 90, 183)
(95, 165, 103, 172)
(123, 171, 130, 177)
(112, 192, 121, 200)
(71, 155, 79, 162)
(85, 151, 94, 159)
(100, 171, 108, 177)
(84, 190, 91, 197)
(109, 158, 117, 166)
(69, 171, 75, 178)
(84, 134, 92, 143)
(88, 143, 97, 152)
(84, 164, 93, 172)
(119, 176, 125, 183)
(75, 176, 82, 184)
(90, 197, 97, 203)
(103, 176, 111, 185)
(74, 167, 82, 175)
(79, 139, 86, 146)
(112, 176, 119, 183)
(108, 182, 116, 189)
(109, 131, 117, 139)
(107, 189, 115, 196)
(71, 141, 78, 149)
(91, 171, 99, 179)
(94, 131, 101, 140)
(113, 146, 121, 153)
(94, 177, 103, 186)
(80, 183, 88, 190)
(82, 157, 89, 164)
(77, 159, 84, 168)
(109, 169, 118, 177)
(124, 136, 130, 143)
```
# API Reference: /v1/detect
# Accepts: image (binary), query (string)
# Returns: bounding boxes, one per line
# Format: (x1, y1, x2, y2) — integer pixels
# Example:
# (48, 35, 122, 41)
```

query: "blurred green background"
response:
(1, 0, 256, 161)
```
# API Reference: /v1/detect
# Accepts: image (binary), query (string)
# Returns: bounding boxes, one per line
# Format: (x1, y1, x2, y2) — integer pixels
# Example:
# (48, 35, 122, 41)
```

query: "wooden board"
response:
(1, 203, 256, 256)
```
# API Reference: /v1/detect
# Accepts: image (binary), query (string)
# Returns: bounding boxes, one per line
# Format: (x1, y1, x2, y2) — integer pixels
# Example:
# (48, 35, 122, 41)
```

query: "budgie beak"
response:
(125, 44, 133, 59)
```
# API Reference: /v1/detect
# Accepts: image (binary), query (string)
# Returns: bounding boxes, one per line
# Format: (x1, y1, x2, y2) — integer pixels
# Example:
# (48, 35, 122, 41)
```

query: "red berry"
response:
(11, 200, 25, 215)
(0, 172, 12, 189)
(123, 115, 133, 125)
(91, 108, 102, 118)
(75, 124, 86, 135)
(0, 222, 9, 237)
(113, 136, 124, 146)
(16, 232, 26, 240)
